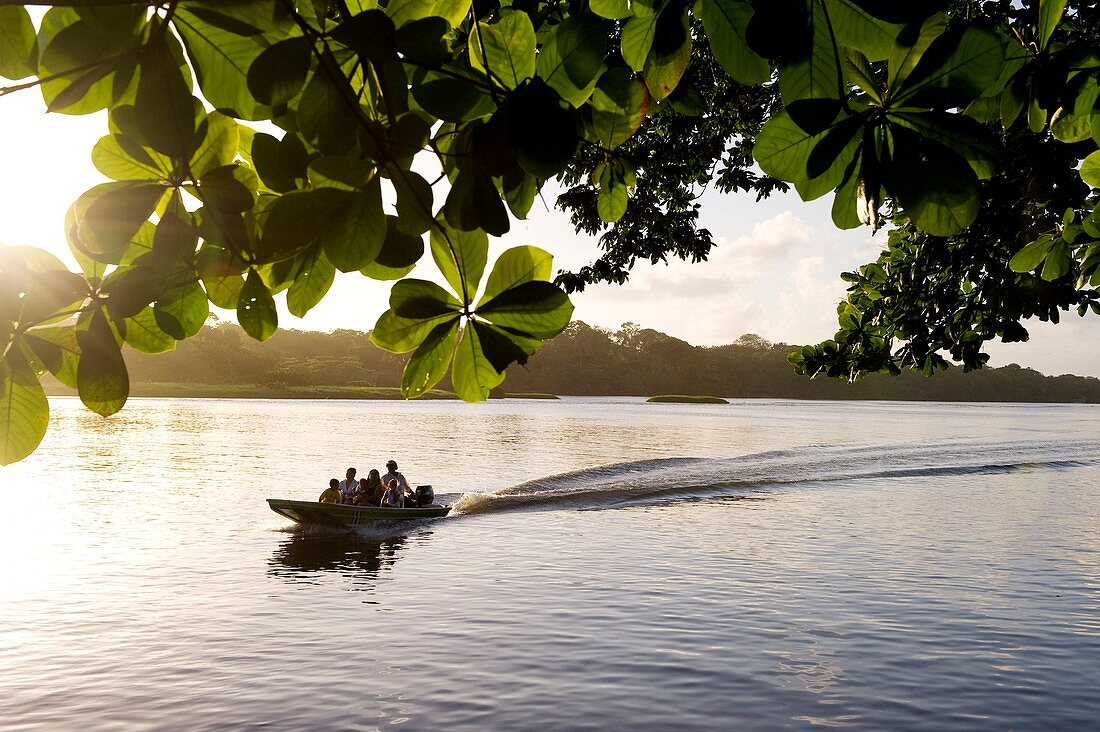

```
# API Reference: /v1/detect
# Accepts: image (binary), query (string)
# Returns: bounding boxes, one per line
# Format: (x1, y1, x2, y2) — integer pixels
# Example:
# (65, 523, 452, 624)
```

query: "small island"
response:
(646, 395, 729, 404)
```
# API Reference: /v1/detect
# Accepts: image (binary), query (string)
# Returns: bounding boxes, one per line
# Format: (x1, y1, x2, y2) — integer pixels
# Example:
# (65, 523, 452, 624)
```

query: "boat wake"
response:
(451, 438, 1100, 515)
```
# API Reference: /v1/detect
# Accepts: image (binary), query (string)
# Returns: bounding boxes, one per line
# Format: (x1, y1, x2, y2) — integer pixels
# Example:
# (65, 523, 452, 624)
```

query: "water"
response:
(2, 397, 1099, 730)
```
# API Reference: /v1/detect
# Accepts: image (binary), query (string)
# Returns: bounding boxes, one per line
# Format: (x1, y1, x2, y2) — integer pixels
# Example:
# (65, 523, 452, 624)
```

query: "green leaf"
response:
(92, 133, 175, 182)
(286, 248, 336, 318)
(478, 246, 553, 307)
(360, 215, 424, 280)
(370, 308, 457, 353)
(308, 156, 374, 191)
(189, 111, 240, 179)
(0, 347, 49, 466)
(536, 14, 607, 106)
(320, 179, 387, 272)
(701, 0, 770, 85)
(888, 12, 947, 90)
(888, 110, 999, 179)
(23, 326, 81, 387)
(38, 7, 144, 115)
(592, 0, 633, 20)
(593, 159, 637, 223)
(133, 41, 197, 160)
(174, 6, 273, 120)
(443, 168, 510, 236)
(753, 110, 859, 200)
(826, 0, 903, 62)
(410, 68, 496, 122)
(451, 322, 508, 401)
(197, 245, 246, 309)
(894, 24, 1005, 109)
(77, 182, 168, 262)
(250, 132, 305, 193)
(886, 131, 980, 236)
(503, 169, 538, 219)
(590, 67, 650, 150)
(0, 246, 88, 328)
(247, 35, 311, 106)
(1009, 236, 1054, 273)
(1038, 0, 1067, 51)
(123, 307, 177, 354)
(842, 48, 882, 101)
(471, 10, 536, 90)
(76, 308, 129, 417)
(154, 282, 209, 340)
(778, 1, 841, 125)
(297, 67, 360, 154)
(1081, 150, 1100, 189)
(430, 223, 488, 304)
(477, 280, 574, 339)
(237, 269, 278, 341)
(621, 1, 660, 72)
(257, 189, 342, 264)
(389, 278, 462, 320)
(392, 170, 435, 236)
(401, 317, 459, 398)
(1041, 240, 1072, 281)
(643, 5, 692, 102)
(387, 0, 469, 29)
(0, 7, 36, 80)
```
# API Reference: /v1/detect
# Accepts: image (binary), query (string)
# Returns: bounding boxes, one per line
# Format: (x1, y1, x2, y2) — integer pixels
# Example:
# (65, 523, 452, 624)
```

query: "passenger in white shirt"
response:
(337, 467, 359, 503)
(381, 460, 409, 493)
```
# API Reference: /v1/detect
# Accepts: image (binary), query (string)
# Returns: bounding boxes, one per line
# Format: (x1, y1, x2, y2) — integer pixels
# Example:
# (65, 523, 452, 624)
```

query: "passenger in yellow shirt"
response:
(318, 478, 342, 504)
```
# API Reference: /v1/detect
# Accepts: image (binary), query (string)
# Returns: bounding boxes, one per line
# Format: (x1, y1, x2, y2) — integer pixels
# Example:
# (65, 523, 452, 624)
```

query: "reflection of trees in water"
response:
(268, 529, 424, 587)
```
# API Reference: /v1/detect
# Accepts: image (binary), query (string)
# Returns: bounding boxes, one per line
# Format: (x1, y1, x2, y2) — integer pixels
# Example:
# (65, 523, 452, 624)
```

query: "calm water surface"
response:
(2, 397, 1099, 730)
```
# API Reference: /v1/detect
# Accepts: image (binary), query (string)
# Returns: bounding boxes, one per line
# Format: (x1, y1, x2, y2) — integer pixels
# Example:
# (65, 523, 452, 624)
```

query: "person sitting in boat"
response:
(382, 460, 409, 494)
(353, 469, 385, 507)
(382, 478, 404, 508)
(318, 478, 342, 504)
(338, 467, 359, 504)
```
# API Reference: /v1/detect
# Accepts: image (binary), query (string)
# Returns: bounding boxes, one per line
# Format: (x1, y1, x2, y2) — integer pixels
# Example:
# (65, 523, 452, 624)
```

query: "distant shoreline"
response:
(42, 383, 561, 401)
(41, 382, 1098, 404)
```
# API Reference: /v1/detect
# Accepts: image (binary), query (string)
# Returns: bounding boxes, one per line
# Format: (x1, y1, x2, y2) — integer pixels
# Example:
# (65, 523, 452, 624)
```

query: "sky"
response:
(3, 87, 1100, 377)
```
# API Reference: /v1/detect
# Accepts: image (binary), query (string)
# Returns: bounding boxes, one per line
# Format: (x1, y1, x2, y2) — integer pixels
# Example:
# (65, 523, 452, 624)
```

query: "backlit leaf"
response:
(478, 280, 574, 339)
(478, 246, 554, 307)
(401, 317, 459, 398)
(590, 68, 650, 150)
(430, 223, 488, 304)
(0, 7, 36, 80)
(237, 269, 277, 341)
(701, 0, 770, 85)
(0, 347, 49, 466)
(76, 308, 129, 417)
(154, 282, 209, 340)
(123, 307, 177, 354)
(471, 10, 536, 90)
(247, 35, 311, 106)
(286, 248, 336, 318)
(451, 322, 507, 401)
(537, 14, 607, 106)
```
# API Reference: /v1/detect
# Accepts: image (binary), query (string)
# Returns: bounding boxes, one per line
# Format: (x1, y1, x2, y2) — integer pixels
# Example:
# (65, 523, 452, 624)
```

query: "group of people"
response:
(317, 460, 433, 508)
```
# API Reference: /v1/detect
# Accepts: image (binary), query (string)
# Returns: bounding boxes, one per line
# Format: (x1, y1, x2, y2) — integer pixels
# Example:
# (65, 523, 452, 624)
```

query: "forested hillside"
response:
(111, 320, 1100, 403)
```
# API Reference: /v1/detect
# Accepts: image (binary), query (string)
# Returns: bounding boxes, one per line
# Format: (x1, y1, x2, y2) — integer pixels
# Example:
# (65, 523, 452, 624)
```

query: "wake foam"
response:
(450, 439, 1100, 515)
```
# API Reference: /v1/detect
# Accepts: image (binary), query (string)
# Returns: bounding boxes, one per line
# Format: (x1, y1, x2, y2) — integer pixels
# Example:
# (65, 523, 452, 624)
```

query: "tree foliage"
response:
(0, 0, 1098, 464)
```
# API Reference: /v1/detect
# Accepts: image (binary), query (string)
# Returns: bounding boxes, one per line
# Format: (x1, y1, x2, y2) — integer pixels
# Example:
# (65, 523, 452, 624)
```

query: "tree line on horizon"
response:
(113, 320, 1100, 403)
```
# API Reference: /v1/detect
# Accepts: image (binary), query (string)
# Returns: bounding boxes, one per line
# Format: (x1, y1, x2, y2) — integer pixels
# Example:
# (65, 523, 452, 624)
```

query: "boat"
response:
(267, 498, 452, 527)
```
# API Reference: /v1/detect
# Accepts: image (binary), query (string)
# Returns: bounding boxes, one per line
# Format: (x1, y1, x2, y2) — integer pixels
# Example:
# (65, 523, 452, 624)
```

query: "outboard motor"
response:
(414, 485, 434, 507)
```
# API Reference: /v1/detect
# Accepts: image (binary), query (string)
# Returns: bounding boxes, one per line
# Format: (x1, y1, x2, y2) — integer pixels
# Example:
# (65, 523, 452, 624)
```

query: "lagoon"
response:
(2, 397, 1099, 729)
